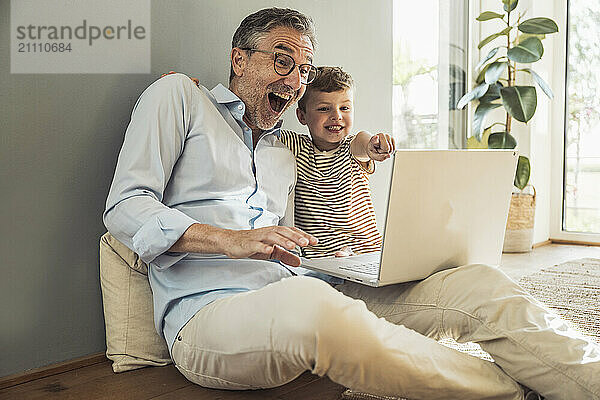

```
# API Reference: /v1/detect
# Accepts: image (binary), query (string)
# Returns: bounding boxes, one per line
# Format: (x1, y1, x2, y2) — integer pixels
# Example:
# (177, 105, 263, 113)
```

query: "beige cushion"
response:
(99, 232, 171, 372)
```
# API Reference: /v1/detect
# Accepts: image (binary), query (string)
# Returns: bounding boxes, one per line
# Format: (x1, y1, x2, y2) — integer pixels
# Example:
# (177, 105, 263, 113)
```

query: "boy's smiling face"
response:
(296, 88, 354, 151)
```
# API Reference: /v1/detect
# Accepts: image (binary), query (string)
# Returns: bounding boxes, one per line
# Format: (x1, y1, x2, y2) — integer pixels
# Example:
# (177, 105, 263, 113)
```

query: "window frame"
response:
(549, 0, 600, 244)
(391, 0, 471, 150)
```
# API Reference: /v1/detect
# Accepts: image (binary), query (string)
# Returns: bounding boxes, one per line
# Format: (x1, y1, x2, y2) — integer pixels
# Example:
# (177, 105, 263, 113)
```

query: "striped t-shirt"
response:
(279, 130, 383, 259)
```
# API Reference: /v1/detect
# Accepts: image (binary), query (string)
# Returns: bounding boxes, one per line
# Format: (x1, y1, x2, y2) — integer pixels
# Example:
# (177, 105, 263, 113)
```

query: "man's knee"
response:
(272, 276, 363, 341)
(439, 264, 526, 309)
(278, 275, 336, 297)
(276, 276, 348, 317)
(441, 264, 539, 323)
(448, 264, 518, 293)
(460, 263, 506, 277)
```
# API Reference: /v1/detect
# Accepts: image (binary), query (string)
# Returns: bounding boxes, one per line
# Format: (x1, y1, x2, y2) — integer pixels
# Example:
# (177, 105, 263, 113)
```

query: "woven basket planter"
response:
(503, 185, 536, 253)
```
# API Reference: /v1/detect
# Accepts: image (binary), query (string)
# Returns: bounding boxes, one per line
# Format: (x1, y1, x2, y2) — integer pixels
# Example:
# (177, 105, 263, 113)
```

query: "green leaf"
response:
(518, 17, 559, 34)
(518, 33, 546, 44)
(501, 86, 537, 123)
(507, 37, 544, 63)
(473, 103, 502, 139)
(478, 27, 512, 50)
(467, 127, 491, 149)
(503, 0, 518, 12)
(485, 61, 508, 84)
(514, 155, 531, 190)
(477, 11, 505, 21)
(480, 82, 503, 103)
(488, 132, 517, 149)
(476, 63, 492, 84)
(522, 68, 554, 99)
(476, 47, 501, 71)
(456, 83, 489, 109)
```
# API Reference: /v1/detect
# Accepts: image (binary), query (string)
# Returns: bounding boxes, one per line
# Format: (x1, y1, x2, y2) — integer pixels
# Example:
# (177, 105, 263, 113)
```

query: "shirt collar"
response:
(210, 83, 240, 104)
(210, 83, 283, 137)
(270, 120, 283, 137)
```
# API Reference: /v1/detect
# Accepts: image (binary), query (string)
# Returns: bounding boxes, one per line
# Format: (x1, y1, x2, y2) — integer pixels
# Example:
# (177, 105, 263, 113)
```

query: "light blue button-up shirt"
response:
(104, 73, 302, 352)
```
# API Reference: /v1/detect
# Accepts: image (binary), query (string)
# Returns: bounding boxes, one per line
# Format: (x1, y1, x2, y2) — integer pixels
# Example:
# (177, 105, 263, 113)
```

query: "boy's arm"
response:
(350, 131, 396, 163)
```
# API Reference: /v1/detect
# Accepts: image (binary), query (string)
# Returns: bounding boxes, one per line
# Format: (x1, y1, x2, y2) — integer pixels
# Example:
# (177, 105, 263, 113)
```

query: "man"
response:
(104, 7, 599, 400)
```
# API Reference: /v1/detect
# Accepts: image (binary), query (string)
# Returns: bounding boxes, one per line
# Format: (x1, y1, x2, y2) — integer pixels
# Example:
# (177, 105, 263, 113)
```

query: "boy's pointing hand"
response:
(367, 133, 395, 162)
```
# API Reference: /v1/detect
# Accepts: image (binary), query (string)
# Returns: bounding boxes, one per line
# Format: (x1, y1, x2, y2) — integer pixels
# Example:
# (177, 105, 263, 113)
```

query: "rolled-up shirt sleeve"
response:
(103, 74, 199, 264)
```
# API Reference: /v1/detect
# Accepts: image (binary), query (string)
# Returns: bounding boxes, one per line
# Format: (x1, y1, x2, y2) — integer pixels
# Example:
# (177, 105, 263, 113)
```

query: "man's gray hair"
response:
(229, 7, 316, 83)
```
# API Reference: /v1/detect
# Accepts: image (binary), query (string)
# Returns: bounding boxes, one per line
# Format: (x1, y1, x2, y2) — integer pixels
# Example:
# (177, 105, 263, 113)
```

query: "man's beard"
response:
(238, 80, 297, 131)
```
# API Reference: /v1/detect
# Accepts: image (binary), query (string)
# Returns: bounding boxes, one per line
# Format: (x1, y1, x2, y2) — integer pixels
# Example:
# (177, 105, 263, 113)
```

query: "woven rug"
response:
(342, 258, 600, 400)
(517, 257, 600, 342)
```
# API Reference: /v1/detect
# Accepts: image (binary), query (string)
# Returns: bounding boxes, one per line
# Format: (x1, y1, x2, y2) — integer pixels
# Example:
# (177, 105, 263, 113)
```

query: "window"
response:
(392, 0, 469, 149)
(563, 0, 600, 234)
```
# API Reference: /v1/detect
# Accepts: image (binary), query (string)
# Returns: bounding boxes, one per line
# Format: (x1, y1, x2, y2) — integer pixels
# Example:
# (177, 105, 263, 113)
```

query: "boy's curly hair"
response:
(298, 66, 354, 111)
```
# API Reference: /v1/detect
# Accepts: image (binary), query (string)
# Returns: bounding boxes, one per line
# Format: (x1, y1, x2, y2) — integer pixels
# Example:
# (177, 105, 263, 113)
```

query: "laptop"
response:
(299, 150, 518, 287)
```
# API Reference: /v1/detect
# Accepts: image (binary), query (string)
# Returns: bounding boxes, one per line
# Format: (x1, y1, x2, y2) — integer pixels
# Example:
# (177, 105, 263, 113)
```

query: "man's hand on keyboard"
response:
(334, 246, 355, 257)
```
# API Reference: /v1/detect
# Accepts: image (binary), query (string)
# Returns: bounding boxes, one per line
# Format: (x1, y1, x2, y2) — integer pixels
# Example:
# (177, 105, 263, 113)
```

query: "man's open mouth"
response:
(268, 92, 292, 114)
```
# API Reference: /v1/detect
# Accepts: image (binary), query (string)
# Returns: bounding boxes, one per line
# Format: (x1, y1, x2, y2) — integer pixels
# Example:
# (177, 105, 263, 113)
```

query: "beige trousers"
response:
(171, 264, 600, 400)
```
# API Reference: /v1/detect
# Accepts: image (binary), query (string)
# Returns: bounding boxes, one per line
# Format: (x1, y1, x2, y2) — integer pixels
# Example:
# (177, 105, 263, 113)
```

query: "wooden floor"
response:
(1, 244, 598, 400)
(0, 362, 344, 400)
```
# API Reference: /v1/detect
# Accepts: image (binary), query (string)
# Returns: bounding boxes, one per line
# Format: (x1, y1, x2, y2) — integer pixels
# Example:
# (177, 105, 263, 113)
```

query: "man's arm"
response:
(104, 74, 200, 265)
(104, 74, 315, 266)
(279, 189, 295, 229)
(170, 223, 316, 267)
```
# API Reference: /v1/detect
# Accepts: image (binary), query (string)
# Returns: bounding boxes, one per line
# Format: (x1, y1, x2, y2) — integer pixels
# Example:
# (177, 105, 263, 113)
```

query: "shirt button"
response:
(238, 105, 243, 110)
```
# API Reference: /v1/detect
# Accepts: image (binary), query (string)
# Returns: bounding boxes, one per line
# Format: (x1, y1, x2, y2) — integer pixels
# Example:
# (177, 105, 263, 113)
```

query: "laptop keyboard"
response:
(339, 261, 380, 275)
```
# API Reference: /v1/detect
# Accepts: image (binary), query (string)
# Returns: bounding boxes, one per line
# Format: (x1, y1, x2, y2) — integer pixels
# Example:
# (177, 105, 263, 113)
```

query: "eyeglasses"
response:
(241, 48, 318, 85)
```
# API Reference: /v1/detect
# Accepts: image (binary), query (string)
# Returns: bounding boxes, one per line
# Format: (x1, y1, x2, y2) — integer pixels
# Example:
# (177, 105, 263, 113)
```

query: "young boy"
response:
(279, 66, 395, 259)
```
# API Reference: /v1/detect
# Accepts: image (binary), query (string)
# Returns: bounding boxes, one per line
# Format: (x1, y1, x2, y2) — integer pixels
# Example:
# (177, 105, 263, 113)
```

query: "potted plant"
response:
(456, 0, 558, 252)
